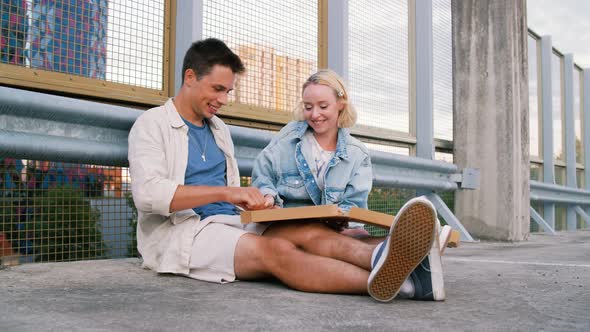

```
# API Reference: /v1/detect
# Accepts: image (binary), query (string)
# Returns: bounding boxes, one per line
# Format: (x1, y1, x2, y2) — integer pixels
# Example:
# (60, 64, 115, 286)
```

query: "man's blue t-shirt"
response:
(181, 117, 238, 219)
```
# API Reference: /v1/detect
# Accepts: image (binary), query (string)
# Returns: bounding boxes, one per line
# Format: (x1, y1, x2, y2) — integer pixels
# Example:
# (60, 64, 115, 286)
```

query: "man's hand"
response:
(227, 187, 273, 210)
(169, 185, 276, 213)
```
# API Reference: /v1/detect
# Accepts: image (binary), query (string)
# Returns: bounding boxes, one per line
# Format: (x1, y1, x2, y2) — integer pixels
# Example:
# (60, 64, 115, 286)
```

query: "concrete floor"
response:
(1, 231, 589, 331)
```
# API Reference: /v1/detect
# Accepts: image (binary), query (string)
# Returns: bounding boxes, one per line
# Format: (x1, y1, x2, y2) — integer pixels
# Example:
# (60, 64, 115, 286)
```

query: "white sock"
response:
(397, 278, 415, 299)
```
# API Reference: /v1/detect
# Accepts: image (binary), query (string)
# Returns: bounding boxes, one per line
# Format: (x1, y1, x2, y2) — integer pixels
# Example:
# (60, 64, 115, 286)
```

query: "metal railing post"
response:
(326, 0, 348, 80)
(563, 54, 577, 230)
(584, 69, 590, 222)
(174, 0, 204, 94)
(540, 35, 556, 230)
(413, 0, 434, 161)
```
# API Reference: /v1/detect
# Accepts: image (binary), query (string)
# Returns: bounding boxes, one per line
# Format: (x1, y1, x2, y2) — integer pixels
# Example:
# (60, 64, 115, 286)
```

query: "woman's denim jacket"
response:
(252, 121, 372, 213)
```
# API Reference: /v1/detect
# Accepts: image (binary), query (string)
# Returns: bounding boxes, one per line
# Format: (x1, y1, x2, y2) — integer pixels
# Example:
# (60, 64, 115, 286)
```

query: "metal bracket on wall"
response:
(449, 168, 480, 190)
(460, 168, 480, 189)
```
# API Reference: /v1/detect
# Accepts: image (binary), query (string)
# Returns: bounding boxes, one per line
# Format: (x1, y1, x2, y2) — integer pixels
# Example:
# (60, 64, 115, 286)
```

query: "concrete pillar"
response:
(452, 1, 530, 240)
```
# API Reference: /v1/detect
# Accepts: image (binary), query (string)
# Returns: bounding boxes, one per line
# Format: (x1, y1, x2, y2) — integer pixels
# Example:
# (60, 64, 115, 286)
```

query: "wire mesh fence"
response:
(0, 0, 166, 90)
(365, 187, 416, 237)
(364, 188, 454, 237)
(0, 158, 133, 266)
(0, 158, 459, 266)
(107, 0, 165, 89)
(203, 0, 317, 115)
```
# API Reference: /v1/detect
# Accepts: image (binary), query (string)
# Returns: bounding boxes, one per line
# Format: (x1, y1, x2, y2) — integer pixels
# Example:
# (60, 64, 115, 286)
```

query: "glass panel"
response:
(554, 166, 565, 185)
(349, 0, 409, 133)
(530, 164, 542, 181)
(528, 35, 540, 157)
(363, 142, 410, 156)
(432, 0, 453, 141)
(552, 53, 563, 161)
(435, 151, 453, 163)
(555, 205, 566, 231)
(203, 0, 317, 113)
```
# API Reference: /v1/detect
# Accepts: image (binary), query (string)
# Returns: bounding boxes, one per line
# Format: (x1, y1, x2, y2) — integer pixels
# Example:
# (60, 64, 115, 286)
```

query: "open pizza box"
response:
(240, 205, 460, 248)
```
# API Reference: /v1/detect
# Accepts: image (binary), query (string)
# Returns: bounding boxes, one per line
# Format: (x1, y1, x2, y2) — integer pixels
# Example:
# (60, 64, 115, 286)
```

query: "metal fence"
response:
(0, 82, 467, 265)
(0, 0, 172, 105)
(11, 0, 590, 266)
(527, 30, 590, 232)
(0, 160, 132, 264)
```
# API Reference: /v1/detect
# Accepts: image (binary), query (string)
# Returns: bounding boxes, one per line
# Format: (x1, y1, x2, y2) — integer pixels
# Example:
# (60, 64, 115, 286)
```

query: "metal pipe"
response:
(529, 194, 590, 205)
(0, 86, 142, 130)
(370, 150, 457, 174)
(531, 180, 590, 196)
(229, 126, 275, 149)
(373, 174, 457, 191)
(0, 130, 128, 166)
(0, 86, 464, 192)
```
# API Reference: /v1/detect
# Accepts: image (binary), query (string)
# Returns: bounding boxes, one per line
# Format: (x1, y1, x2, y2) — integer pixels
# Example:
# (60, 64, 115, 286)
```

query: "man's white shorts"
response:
(186, 214, 268, 283)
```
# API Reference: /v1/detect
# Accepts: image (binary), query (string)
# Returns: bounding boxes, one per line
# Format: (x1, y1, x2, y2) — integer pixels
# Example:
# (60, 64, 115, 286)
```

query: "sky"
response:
(527, 0, 590, 68)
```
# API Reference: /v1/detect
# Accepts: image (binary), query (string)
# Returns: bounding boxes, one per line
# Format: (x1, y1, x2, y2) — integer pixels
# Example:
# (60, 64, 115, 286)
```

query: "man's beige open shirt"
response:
(128, 99, 240, 275)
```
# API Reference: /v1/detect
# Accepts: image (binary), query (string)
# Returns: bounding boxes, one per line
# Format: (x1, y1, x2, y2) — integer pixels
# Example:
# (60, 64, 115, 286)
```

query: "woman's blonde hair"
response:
(293, 69, 357, 128)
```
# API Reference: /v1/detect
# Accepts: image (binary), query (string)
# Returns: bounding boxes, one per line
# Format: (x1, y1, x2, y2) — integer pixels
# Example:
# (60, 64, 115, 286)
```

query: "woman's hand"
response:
(264, 194, 280, 209)
(340, 227, 370, 238)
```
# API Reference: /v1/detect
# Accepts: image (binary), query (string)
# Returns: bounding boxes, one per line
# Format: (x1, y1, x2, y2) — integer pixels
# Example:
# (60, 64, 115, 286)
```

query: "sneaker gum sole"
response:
(368, 202, 435, 302)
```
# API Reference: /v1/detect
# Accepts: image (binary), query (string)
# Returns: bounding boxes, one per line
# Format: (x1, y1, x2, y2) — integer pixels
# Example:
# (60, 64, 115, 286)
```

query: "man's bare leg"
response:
(234, 234, 368, 294)
(357, 236, 385, 245)
(263, 222, 375, 270)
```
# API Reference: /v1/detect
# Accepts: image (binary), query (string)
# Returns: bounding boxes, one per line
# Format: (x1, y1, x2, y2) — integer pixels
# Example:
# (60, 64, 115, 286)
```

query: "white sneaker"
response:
(409, 216, 446, 301)
(367, 197, 437, 302)
(396, 221, 450, 299)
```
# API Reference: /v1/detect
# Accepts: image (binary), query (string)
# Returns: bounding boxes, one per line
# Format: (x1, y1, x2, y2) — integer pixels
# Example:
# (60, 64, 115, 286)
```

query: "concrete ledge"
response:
(1, 232, 589, 331)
